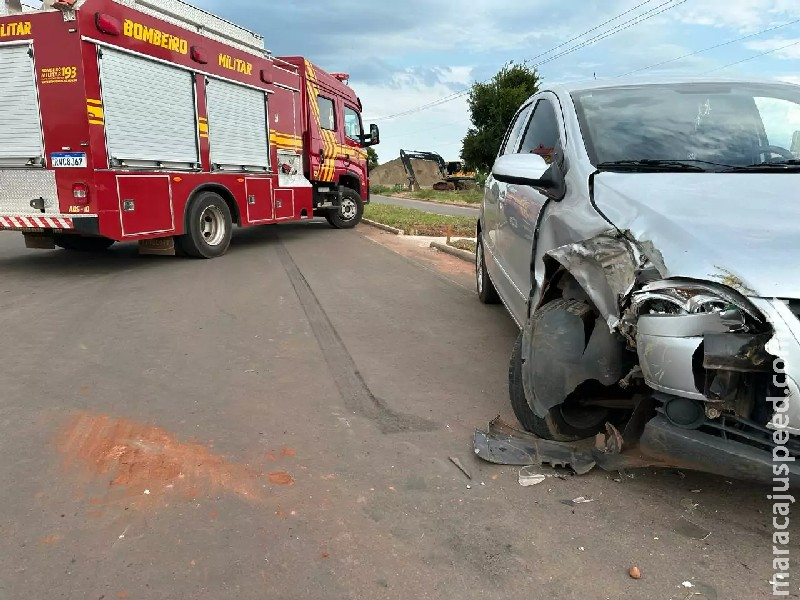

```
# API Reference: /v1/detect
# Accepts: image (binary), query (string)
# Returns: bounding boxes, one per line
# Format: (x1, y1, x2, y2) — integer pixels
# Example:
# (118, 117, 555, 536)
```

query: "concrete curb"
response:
(362, 218, 404, 235)
(430, 241, 476, 263)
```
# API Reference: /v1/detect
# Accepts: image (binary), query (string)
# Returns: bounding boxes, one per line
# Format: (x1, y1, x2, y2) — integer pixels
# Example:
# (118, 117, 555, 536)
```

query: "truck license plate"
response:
(51, 152, 87, 168)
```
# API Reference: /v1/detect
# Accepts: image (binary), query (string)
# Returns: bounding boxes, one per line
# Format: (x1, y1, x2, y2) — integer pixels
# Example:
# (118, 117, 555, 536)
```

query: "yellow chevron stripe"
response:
(86, 98, 102, 106)
(88, 119, 104, 126)
(87, 105, 104, 120)
(270, 132, 301, 143)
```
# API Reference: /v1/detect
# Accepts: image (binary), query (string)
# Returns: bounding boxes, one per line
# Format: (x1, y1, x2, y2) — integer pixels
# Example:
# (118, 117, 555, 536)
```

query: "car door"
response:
(496, 95, 564, 323)
(482, 101, 533, 306)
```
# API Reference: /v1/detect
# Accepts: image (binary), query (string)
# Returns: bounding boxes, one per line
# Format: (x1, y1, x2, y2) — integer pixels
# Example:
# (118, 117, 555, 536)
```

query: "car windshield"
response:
(571, 82, 800, 169)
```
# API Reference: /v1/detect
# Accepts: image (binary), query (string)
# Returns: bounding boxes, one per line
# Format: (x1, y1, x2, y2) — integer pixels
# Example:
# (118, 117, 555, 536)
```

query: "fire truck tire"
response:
(54, 235, 115, 252)
(326, 188, 364, 229)
(178, 192, 233, 259)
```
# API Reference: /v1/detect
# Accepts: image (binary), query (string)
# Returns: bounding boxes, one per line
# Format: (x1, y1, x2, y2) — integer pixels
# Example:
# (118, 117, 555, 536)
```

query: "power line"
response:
(520, 0, 657, 66)
(532, 0, 688, 69)
(364, 0, 682, 121)
(703, 38, 800, 73)
(617, 18, 800, 77)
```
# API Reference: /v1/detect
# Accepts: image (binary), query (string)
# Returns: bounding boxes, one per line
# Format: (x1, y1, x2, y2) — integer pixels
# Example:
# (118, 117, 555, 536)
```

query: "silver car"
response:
(476, 77, 800, 483)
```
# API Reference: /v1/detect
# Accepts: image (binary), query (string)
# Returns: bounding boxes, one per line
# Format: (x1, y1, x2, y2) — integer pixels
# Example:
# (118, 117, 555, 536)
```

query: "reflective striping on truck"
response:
(0, 215, 74, 229)
(305, 61, 337, 182)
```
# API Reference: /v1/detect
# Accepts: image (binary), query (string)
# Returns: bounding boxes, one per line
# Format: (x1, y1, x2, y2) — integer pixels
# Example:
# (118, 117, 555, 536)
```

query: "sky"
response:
(106, 0, 800, 163)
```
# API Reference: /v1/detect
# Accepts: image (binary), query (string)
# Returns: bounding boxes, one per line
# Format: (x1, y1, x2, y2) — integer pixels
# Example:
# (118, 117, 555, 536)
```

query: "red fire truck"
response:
(0, 0, 380, 258)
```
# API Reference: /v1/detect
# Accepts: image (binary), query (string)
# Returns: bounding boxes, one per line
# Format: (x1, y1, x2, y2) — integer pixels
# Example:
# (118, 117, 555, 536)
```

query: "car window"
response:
(755, 96, 800, 155)
(344, 106, 362, 142)
(519, 100, 561, 163)
(317, 96, 336, 131)
(500, 103, 533, 156)
(572, 82, 800, 167)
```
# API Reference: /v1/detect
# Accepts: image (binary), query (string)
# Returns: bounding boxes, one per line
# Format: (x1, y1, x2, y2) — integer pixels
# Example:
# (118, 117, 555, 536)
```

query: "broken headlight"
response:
(629, 279, 765, 333)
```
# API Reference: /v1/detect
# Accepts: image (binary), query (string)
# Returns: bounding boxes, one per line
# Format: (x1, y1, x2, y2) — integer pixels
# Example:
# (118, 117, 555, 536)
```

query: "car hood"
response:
(593, 172, 800, 299)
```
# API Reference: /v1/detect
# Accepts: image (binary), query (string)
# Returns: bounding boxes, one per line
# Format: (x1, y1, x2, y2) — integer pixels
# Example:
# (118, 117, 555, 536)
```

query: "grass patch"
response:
(447, 239, 477, 253)
(364, 204, 476, 237)
(370, 184, 402, 195)
(408, 188, 483, 205)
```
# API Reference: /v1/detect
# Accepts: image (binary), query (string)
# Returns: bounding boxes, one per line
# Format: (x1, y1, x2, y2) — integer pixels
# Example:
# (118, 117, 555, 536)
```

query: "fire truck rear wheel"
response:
(178, 192, 233, 259)
(53, 235, 115, 252)
(326, 188, 364, 229)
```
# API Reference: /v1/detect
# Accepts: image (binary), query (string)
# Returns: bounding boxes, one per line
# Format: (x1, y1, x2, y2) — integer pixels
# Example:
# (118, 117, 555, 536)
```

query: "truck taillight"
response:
(72, 183, 89, 205)
(95, 13, 122, 36)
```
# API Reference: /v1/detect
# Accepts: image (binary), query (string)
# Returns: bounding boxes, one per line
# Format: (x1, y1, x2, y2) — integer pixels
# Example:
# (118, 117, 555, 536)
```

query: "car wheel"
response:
(177, 191, 233, 259)
(476, 232, 500, 304)
(509, 300, 612, 442)
(326, 188, 364, 229)
(54, 235, 115, 252)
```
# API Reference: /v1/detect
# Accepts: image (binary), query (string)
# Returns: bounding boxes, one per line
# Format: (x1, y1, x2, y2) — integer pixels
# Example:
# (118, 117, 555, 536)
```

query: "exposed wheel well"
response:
(338, 173, 361, 197)
(184, 184, 241, 230)
(536, 260, 592, 314)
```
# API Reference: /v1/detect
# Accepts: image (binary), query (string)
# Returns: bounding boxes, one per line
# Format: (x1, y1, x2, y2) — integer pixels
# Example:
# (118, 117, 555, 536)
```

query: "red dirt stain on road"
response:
(266, 451, 278, 462)
(56, 412, 265, 506)
(40, 534, 62, 545)
(281, 447, 296, 457)
(268, 471, 294, 486)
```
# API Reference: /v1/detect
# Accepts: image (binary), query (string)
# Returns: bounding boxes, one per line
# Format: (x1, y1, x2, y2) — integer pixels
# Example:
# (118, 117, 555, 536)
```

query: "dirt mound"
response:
(371, 157, 444, 188)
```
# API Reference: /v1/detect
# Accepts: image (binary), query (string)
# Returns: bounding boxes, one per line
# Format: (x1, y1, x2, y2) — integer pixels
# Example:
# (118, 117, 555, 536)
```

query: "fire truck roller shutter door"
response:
(205, 78, 269, 170)
(0, 44, 44, 166)
(99, 48, 198, 166)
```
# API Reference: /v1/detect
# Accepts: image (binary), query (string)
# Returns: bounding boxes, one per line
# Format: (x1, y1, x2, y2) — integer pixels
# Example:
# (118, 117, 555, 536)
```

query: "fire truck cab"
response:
(0, 0, 379, 258)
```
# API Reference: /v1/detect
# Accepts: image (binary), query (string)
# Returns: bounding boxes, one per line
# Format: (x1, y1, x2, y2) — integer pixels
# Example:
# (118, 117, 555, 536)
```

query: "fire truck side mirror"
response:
(362, 124, 380, 147)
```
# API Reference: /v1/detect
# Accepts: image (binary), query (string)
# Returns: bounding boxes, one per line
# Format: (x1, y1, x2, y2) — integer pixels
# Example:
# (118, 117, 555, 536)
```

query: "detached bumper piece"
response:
(474, 414, 800, 486)
(473, 417, 597, 475)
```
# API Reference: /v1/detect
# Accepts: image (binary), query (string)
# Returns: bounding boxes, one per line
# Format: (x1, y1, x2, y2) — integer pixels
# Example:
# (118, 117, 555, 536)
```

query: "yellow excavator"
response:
(399, 150, 477, 191)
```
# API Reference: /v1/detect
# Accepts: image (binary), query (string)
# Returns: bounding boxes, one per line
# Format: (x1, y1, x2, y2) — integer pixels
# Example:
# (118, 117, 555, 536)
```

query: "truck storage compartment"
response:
(99, 47, 199, 169)
(0, 42, 43, 168)
(0, 42, 63, 217)
(205, 77, 270, 172)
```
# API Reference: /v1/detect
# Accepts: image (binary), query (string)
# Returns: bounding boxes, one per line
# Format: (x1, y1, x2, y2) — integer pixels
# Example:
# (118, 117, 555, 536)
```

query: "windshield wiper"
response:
(596, 159, 710, 172)
(722, 160, 800, 172)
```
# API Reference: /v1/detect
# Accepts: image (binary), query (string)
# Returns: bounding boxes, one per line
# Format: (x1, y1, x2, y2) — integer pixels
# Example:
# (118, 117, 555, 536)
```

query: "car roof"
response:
(538, 75, 800, 97)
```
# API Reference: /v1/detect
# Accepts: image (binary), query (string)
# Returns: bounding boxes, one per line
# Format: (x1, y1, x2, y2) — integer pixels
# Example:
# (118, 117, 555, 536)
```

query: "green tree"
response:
(461, 62, 541, 172)
(366, 147, 379, 170)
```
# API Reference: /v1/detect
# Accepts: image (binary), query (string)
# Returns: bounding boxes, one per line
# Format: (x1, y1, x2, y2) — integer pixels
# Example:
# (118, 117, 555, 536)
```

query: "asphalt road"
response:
(370, 193, 480, 217)
(0, 222, 794, 600)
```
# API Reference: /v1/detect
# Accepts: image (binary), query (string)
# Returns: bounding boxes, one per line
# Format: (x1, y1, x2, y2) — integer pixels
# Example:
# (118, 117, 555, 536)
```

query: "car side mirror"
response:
(492, 153, 550, 186)
(361, 124, 380, 147)
(492, 153, 566, 200)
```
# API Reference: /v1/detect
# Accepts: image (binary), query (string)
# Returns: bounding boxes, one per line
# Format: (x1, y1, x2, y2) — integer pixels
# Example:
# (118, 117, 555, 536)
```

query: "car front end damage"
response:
(537, 230, 800, 484)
